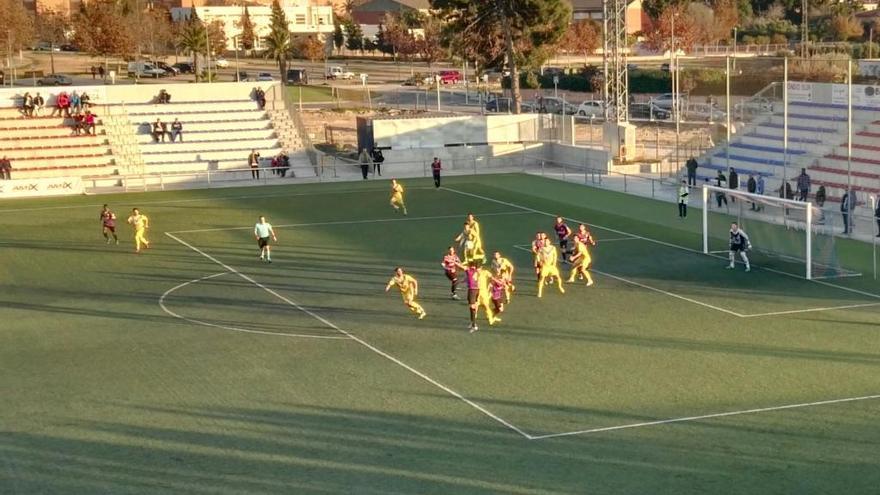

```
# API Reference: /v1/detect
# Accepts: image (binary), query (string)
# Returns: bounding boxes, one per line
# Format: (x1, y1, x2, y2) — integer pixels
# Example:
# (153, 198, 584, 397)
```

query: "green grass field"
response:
(1, 174, 879, 494)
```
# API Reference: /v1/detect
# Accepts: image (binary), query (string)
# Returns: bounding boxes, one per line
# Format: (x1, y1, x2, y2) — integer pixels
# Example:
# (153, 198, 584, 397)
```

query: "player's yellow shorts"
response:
(540, 265, 560, 278)
(401, 291, 415, 304)
(391, 194, 403, 204)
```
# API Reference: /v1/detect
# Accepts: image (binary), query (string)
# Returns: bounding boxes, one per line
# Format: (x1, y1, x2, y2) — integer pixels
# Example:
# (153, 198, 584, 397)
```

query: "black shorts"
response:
(258, 236, 271, 248)
(730, 243, 745, 252)
(492, 298, 503, 312)
(103, 225, 115, 233)
(445, 270, 457, 281)
(559, 239, 569, 251)
(467, 289, 479, 305)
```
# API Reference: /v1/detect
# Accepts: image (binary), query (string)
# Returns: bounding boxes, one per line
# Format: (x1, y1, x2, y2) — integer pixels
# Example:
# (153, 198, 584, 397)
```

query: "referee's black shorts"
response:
(258, 236, 271, 248)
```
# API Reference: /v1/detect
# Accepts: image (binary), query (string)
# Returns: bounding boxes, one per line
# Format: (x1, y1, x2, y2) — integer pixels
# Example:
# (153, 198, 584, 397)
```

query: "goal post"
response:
(700, 184, 857, 281)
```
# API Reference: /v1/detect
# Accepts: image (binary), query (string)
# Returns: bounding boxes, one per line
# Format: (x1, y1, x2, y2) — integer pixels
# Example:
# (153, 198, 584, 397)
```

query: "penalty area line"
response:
(168, 210, 533, 234)
(529, 394, 880, 440)
(159, 271, 351, 340)
(164, 231, 534, 440)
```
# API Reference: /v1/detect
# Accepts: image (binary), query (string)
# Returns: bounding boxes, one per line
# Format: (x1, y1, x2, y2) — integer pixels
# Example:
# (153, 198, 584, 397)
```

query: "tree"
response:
(237, 6, 256, 51)
(432, 0, 571, 113)
(416, 15, 446, 68)
(644, 5, 700, 52)
(711, 0, 740, 44)
(344, 19, 364, 52)
(74, 0, 136, 63)
(561, 20, 599, 63)
(292, 35, 325, 62)
(176, 15, 206, 82)
(643, 0, 688, 20)
(333, 16, 345, 53)
(264, 0, 291, 82)
(363, 37, 377, 54)
(829, 15, 863, 41)
(206, 19, 226, 56)
(36, 10, 69, 74)
(0, 0, 35, 56)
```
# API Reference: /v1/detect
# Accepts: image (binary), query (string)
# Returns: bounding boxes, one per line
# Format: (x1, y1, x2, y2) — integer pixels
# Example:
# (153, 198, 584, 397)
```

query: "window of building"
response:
(295, 14, 306, 24)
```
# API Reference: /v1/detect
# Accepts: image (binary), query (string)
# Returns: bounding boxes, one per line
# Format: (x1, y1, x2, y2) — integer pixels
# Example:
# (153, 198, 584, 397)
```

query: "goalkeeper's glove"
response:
(747, 243, 753, 250)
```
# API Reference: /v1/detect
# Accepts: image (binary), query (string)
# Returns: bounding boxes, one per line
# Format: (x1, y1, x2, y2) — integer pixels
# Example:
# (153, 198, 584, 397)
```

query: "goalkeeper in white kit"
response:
(726, 222, 751, 272)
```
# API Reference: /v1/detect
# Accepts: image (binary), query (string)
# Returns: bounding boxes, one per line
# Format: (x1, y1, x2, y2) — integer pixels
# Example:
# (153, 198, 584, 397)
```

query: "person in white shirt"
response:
(254, 216, 278, 263)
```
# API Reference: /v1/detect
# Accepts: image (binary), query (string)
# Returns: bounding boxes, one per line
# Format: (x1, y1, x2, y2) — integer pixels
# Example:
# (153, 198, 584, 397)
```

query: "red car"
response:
(438, 70, 461, 85)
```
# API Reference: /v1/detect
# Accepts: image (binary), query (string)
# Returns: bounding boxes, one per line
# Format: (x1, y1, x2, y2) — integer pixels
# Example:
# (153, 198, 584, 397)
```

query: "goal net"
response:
(700, 184, 859, 280)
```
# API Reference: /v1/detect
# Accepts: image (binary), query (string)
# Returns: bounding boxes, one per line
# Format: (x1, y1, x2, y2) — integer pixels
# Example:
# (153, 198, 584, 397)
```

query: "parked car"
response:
(576, 100, 605, 117)
(60, 44, 79, 52)
(685, 102, 726, 122)
(236, 71, 251, 82)
(214, 57, 230, 68)
(256, 72, 275, 81)
(36, 74, 72, 86)
(649, 92, 688, 110)
(33, 42, 60, 52)
(127, 61, 166, 78)
(155, 61, 179, 75)
(286, 68, 309, 85)
(172, 62, 194, 74)
(629, 102, 671, 120)
(326, 66, 355, 80)
(542, 66, 565, 76)
(438, 70, 462, 84)
(485, 97, 512, 112)
(538, 96, 578, 114)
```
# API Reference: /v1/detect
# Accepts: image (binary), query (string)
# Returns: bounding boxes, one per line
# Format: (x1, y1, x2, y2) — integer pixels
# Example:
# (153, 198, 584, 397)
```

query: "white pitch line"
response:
(528, 394, 880, 440)
(168, 210, 531, 234)
(595, 237, 642, 243)
(158, 271, 351, 340)
(164, 231, 533, 440)
(0, 186, 436, 214)
(442, 186, 880, 304)
(741, 301, 880, 318)
(511, 245, 745, 318)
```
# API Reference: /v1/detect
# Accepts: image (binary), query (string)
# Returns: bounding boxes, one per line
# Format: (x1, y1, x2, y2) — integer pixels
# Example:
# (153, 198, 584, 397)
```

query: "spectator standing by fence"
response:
(796, 168, 811, 201)
(678, 180, 689, 219)
(728, 168, 739, 202)
(358, 148, 371, 180)
(685, 156, 698, 186)
(815, 185, 826, 207)
(841, 189, 856, 234)
(747, 174, 757, 210)
(372, 148, 384, 176)
(715, 170, 728, 208)
(248, 149, 261, 179)
(875, 198, 880, 237)
(98, 65, 105, 80)
(432, 157, 442, 188)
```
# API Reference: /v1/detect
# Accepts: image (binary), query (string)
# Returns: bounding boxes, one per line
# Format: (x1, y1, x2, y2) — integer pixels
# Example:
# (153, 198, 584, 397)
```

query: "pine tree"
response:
(264, 0, 291, 82)
(333, 16, 345, 53)
(239, 6, 256, 51)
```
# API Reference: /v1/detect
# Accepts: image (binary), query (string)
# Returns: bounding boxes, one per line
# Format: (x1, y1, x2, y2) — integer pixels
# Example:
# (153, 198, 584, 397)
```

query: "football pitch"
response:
(1, 174, 879, 494)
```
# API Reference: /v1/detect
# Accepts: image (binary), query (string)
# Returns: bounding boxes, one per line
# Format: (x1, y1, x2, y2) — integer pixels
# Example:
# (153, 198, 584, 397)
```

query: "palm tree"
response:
(177, 19, 206, 82)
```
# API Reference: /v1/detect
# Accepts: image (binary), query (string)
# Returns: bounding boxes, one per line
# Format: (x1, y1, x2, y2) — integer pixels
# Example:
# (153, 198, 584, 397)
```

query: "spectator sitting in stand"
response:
(254, 88, 266, 109)
(55, 92, 70, 117)
(70, 91, 81, 113)
(170, 118, 182, 142)
(72, 111, 84, 136)
(84, 110, 96, 135)
(281, 151, 290, 178)
(80, 92, 91, 109)
(157, 89, 171, 104)
(21, 92, 34, 117)
(270, 154, 281, 176)
(815, 185, 826, 207)
(151, 118, 164, 142)
(33, 93, 44, 116)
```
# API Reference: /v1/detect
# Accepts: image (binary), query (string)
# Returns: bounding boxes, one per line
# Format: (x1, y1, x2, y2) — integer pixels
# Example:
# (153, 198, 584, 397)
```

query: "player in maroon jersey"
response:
(574, 224, 596, 247)
(441, 246, 461, 300)
(553, 216, 573, 262)
(100, 204, 119, 245)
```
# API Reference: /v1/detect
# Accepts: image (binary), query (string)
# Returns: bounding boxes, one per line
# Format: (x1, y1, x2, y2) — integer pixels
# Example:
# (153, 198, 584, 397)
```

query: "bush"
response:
(771, 33, 789, 44)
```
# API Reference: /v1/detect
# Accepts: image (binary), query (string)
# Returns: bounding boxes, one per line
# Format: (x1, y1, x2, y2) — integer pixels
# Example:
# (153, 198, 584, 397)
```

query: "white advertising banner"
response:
(0, 177, 84, 198)
(786, 81, 813, 102)
(831, 83, 880, 107)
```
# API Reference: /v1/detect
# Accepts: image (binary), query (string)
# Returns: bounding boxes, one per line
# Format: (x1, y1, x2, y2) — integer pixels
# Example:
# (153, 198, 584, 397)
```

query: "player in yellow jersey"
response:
(390, 179, 407, 215)
(476, 265, 500, 326)
(491, 251, 516, 303)
(385, 267, 426, 319)
(537, 241, 565, 297)
(567, 236, 595, 286)
(126, 208, 151, 253)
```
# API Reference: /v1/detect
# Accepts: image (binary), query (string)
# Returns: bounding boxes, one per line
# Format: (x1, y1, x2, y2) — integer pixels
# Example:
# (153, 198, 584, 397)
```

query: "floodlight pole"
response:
(847, 61, 853, 197)
(783, 57, 788, 190)
(702, 185, 709, 254)
(806, 201, 812, 280)
(726, 56, 731, 174)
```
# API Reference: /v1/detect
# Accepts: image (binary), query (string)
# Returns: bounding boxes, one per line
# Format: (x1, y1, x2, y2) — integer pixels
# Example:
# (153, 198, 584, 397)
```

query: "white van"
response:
(326, 66, 355, 80)
(127, 61, 166, 78)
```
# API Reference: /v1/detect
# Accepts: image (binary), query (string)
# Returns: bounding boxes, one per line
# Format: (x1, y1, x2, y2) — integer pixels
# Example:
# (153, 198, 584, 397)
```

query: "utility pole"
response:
(801, 0, 808, 59)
